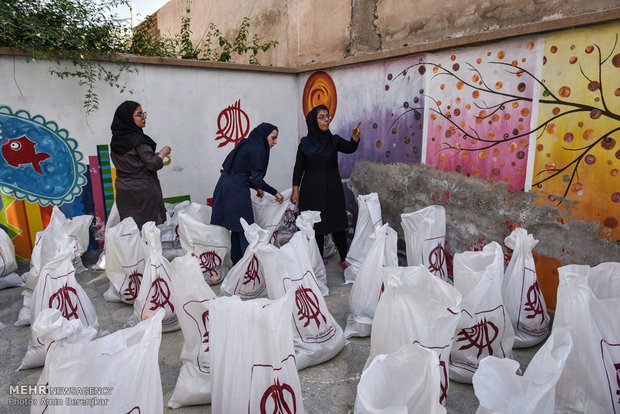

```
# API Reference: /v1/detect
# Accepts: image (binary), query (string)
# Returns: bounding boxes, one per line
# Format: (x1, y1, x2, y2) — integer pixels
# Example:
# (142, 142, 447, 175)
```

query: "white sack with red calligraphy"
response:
(168, 252, 218, 408)
(345, 223, 398, 339)
(344, 193, 382, 284)
(355, 343, 447, 414)
(251, 188, 293, 247)
(268, 231, 345, 370)
(449, 242, 515, 383)
(210, 294, 305, 414)
(103, 217, 148, 304)
(554, 262, 620, 414)
(367, 266, 462, 406)
(401, 205, 449, 283)
(294, 210, 328, 296)
(502, 228, 550, 348)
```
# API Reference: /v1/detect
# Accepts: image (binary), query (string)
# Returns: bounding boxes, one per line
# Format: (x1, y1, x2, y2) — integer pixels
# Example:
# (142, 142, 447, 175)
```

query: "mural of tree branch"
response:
(389, 23, 619, 238)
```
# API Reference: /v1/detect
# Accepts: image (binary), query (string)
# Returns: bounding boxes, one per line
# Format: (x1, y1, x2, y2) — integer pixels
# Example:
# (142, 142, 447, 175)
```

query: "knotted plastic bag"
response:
(344, 193, 382, 283)
(503, 228, 550, 347)
(401, 205, 449, 283)
(345, 223, 398, 338)
(251, 188, 292, 246)
(168, 253, 218, 408)
(294, 210, 328, 295)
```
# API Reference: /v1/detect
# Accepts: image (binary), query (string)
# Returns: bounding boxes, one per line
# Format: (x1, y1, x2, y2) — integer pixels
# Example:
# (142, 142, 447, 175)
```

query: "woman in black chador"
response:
(291, 105, 361, 270)
(211, 122, 283, 264)
(110, 100, 171, 229)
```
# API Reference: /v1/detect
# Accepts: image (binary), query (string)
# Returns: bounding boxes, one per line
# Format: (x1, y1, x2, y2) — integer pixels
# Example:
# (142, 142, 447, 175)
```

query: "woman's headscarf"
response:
(298, 104, 339, 158)
(221, 122, 278, 172)
(110, 100, 157, 154)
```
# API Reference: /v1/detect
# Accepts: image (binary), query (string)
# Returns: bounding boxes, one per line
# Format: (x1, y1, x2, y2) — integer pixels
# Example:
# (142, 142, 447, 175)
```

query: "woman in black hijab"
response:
(211, 122, 283, 264)
(110, 100, 171, 229)
(291, 104, 361, 270)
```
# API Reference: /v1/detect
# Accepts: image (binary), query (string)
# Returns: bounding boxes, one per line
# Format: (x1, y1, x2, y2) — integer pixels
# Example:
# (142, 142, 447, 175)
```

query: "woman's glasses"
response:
(317, 114, 332, 121)
(134, 112, 147, 119)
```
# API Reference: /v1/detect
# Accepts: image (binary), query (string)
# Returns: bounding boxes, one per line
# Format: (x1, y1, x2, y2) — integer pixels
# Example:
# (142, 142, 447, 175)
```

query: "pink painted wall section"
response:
(423, 37, 542, 191)
(532, 22, 620, 239)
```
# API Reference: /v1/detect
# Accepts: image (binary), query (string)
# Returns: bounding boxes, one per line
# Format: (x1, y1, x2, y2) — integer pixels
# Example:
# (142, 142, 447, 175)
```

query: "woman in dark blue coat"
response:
(291, 105, 361, 270)
(211, 122, 283, 264)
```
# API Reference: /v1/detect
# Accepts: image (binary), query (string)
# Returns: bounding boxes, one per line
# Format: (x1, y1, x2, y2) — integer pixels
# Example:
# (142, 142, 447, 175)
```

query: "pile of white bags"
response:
(355, 343, 447, 414)
(220, 219, 277, 299)
(0, 227, 22, 290)
(554, 262, 620, 413)
(345, 223, 398, 338)
(472, 327, 573, 414)
(449, 242, 515, 383)
(31, 308, 165, 413)
(268, 229, 345, 370)
(503, 228, 550, 347)
(103, 217, 148, 303)
(128, 222, 179, 332)
(210, 294, 304, 413)
(293, 210, 328, 295)
(168, 253, 218, 408)
(251, 188, 292, 246)
(401, 205, 449, 282)
(19, 238, 99, 370)
(344, 193, 382, 283)
(177, 203, 231, 285)
(368, 266, 461, 405)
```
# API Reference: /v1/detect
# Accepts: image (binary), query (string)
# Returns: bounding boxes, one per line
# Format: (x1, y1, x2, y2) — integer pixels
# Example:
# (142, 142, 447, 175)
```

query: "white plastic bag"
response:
(177, 205, 231, 285)
(31, 309, 165, 414)
(268, 233, 345, 370)
(14, 289, 32, 326)
(554, 262, 620, 413)
(130, 222, 180, 332)
(503, 228, 550, 347)
(103, 217, 148, 303)
(0, 226, 18, 278)
(345, 193, 382, 283)
(294, 210, 328, 295)
(355, 343, 447, 414)
(91, 202, 120, 271)
(47, 207, 93, 274)
(220, 219, 278, 299)
(473, 327, 573, 414)
(20, 239, 99, 370)
(251, 188, 292, 246)
(168, 253, 218, 408)
(449, 242, 515, 383)
(368, 266, 461, 405)
(345, 223, 398, 338)
(276, 202, 299, 247)
(401, 205, 449, 282)
(210, 294, 305, 414)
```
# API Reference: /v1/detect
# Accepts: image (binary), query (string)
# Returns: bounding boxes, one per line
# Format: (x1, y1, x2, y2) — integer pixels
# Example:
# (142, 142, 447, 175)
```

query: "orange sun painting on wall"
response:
(302, 71, 337, 118)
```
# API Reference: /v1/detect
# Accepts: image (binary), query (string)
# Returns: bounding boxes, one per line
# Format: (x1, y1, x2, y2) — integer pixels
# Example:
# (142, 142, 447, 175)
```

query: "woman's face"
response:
(133, 105, 147, 128)
(267, 129, 278, 148)
(316, 109, 331, 132)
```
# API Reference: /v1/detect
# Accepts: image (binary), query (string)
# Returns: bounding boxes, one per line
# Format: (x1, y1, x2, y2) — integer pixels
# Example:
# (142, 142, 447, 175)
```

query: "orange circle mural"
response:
(302, 71, 337, 118)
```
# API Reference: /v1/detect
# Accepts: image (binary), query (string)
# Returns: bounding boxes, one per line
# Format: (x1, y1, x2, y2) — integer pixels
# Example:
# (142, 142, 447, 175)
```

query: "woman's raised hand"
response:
(352, 122, 362, 142)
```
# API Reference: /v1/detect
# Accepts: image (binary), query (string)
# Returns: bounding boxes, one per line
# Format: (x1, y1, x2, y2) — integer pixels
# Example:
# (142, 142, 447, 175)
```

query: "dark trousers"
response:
(230, 231, 249, 265)
(315, 231, 348, 262)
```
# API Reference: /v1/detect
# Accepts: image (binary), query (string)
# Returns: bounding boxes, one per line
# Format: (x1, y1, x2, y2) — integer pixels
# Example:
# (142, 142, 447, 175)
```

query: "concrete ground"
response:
(0, 251, 542, 414)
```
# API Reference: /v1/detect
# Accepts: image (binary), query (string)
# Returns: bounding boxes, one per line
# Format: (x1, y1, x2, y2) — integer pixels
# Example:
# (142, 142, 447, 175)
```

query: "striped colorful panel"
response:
(97, 144, 115, 218)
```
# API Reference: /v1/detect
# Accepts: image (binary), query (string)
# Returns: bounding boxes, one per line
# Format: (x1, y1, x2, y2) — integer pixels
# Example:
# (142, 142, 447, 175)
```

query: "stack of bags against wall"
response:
(18, 233, 99, 370)
(266, 210, 344, 370)
(168, 251, 305, 412)
(177, 202, 231, 285)
(15, 207, 93, 327)
(220, 218, 277, 299)
(251, 188, 293, 246)
(344, 222, 398, 338)
(0, 227, 22, 290)
(30, 308, 165, 413)
(124, 221, 180, 332)
(358, 265, 462, 411)
(344, 193, 382, 283)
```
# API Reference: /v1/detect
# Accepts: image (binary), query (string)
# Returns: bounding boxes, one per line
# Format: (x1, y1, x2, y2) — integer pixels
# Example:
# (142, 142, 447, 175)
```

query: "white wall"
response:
(0, 55, 299, 204)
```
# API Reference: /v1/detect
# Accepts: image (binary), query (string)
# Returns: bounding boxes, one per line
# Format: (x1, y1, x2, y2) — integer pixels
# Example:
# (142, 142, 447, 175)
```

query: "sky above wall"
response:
(109, 0, 170, 26)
